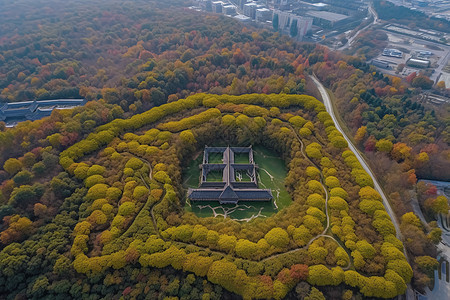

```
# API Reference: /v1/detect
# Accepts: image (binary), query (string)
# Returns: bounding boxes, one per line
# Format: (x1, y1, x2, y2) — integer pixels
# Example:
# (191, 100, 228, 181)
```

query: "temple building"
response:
(188, 146, 273, 204)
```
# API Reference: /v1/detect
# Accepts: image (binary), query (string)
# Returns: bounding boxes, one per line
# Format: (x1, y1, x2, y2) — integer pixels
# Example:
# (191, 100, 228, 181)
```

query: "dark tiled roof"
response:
(0, 99, 85, 125)
(219, 185, 238, 200)
(188, 189, 222, 200)
(189, 146, 272, 203)
(189, 188, 272, 201)
(29, 109, 53, 120)
(235, 190, 272, 200)
(2, 108, 34, 117)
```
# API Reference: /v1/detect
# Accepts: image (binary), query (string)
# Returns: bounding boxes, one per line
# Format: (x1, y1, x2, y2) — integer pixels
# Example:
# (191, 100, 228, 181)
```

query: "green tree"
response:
(235, 239, 259, 259)
(415, 256, 439, 276)
(13, 170, 33, 185)
(376, 139, 393, 152)
(3, 158, 22, 175)
(265, 228, 290, 248)
(356, 240, 376, 259)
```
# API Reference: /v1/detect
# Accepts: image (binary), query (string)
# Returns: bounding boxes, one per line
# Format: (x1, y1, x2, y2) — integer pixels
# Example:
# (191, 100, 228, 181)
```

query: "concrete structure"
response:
(273, 0, 293, 10)
(407, 58, 431, 68)
(0, 99, 86, 127)
(238, 0, 247, 10)
(297, 1, 328, 11)
(274, 10, 313, 40)
(306, 10, 349, 28)
(371, 59, 391, 69)
(223, 4, 236, 15)
(243, 2, 260, 19)
(310, 2, 328, 10)
(212, 1, 224, 13)
(203, 0, 213, 12)
(382, 48, 403, 58)
(234, 14, 251, 22)
(256, 7, 272, 23)
(188, 146, 273, 204)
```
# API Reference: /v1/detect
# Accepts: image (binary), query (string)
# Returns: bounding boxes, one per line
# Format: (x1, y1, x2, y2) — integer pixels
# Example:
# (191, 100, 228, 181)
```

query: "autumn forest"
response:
(0, 0, 448, 299)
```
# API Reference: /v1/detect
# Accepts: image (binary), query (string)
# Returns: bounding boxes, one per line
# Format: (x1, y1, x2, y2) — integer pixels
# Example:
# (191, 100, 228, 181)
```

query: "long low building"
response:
(407, 58, 430, 68)
(306, 10, 349, 28)
(371, 59, 391, 69)
(0, 99, 86, 127)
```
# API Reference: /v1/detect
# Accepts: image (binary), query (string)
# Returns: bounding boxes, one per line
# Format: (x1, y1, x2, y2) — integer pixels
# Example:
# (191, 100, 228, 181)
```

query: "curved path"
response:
(123, 123, 352, 268)
(310, 75, 402, 239)
(286, 123, 330, 234)
(337, 5, 378, 51)
(122, 152, 163, 239)
(310, 75, 414, 299)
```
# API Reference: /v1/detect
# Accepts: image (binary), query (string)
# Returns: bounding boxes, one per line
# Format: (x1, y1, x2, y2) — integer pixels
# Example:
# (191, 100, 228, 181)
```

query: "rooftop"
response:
(0, 99, 86, 124)
(188, 146, 273, 204)
(311, 3, 327, 7)
(306, 10, 349, 22)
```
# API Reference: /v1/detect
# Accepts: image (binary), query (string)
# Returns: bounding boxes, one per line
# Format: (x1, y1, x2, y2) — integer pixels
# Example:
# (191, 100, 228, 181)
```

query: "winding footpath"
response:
(310, 75, 414, 299)
(122, 152, 164, 239)
(123, 123, 351, 268)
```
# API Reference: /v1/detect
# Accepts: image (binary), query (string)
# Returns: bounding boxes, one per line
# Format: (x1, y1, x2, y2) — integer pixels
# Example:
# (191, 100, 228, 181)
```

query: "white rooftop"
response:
(234, 14, 251, 20)
(306, 10, 349, 22)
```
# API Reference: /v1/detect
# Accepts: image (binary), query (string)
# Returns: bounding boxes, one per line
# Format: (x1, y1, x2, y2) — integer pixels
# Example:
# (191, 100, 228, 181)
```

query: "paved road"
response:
(310, 75, 415, 300)
(310, 75, 402, 238)
(423, 243, 450, 300)
(337, 5, 378, 51)
(409, 189, 430, 230)
(431, 46, 450, 83)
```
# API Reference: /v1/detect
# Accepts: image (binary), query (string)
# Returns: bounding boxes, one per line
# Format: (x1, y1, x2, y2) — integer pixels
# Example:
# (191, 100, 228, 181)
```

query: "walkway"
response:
(310, 75, 414, 299)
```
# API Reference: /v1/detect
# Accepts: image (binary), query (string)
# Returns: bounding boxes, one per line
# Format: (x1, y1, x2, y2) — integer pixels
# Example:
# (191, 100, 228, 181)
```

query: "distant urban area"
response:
(190, 0, 450, 103)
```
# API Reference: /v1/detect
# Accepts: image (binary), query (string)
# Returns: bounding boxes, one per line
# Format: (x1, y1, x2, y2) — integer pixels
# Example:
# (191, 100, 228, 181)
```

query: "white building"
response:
(212, 1, 225, 13)
(243, 2, 263, 19)
(274, 10, 313, 40)
(256, 8, 273, 22)
(223, 4, 236, 15)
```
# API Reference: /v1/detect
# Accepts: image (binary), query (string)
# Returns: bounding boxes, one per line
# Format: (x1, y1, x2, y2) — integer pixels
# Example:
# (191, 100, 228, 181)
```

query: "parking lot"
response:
(370, 31, 450, 85)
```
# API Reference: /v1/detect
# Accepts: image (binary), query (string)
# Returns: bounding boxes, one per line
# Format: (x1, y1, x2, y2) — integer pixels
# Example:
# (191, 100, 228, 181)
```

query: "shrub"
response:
(330, 187, 348, 199)
(85, 175, 105, 188)
(125, 158, 144, 170)
(265, 228, 290, 248)
(305, 166, 320, 179)
(325, 176, 340, 188)
(299, 128, 312, 137)
(118, 202, 135, 216)
(328, 197, 348, 211)
(87, 165, 106, 176)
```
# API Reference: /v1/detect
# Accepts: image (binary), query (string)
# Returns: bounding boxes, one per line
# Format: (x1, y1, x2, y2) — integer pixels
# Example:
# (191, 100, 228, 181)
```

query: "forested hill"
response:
(0, 0, 305, 103)
(0, 0, 448, 299)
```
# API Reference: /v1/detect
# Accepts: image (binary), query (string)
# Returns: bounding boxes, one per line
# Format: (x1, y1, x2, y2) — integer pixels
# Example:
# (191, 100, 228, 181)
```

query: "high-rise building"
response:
(238, 0, 247, 10)
(273, 10, 313, 40)
(256, 8, 273, 22)
(212, 1, 225, 13)
(243, 2, 259, 19)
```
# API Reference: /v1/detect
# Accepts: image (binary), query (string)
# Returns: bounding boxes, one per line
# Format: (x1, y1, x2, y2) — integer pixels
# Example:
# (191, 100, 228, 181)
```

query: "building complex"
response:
(188, 146, 273, 204)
